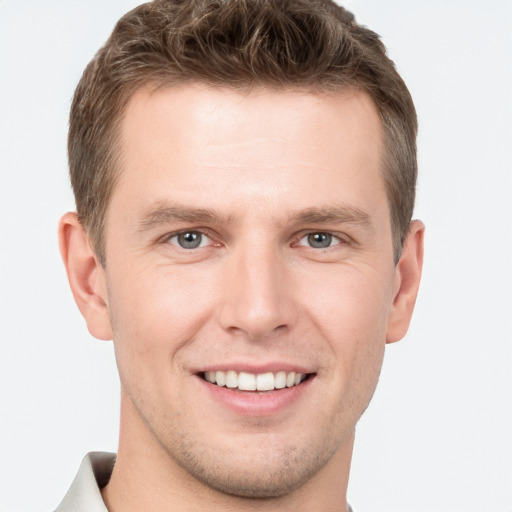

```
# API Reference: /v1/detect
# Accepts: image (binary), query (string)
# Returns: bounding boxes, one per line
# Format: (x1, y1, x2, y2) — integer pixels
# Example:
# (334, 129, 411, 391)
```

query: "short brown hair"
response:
(68, 0, 417, 265)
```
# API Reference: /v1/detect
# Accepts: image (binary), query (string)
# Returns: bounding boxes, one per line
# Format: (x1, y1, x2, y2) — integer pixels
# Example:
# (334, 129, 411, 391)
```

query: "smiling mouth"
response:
(200, 370, 312, 392)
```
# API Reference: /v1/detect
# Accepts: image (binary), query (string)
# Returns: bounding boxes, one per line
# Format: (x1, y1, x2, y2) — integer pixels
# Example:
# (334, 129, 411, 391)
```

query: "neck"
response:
(102, 395, 354, 512)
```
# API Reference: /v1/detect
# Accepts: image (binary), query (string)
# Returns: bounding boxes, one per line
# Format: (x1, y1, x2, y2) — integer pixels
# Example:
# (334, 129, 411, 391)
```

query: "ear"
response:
(58, 212, 113, 340)
(386, 219, 425, 344)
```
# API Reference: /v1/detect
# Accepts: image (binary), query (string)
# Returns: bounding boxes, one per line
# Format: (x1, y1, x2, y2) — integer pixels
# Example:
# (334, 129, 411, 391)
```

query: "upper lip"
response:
(192, 363, 314, 374)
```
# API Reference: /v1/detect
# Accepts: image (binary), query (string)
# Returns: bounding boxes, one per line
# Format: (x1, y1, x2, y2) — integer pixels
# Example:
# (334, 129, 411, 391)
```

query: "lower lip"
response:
(195, 375, 314, 416)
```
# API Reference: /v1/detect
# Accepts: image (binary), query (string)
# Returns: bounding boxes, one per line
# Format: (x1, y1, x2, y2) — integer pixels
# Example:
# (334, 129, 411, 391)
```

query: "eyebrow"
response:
(288, 205, 372, 228)
(137, 204, 224, 232)
(136, 202, 372, 232)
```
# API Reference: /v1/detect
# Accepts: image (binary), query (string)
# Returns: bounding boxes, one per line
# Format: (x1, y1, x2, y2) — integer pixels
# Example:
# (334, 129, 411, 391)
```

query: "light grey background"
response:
(1, 1, 511, 511)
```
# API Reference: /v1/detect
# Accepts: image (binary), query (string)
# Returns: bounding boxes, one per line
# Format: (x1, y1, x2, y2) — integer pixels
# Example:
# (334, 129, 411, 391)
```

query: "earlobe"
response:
(386, 220, 425, 344)
(58, 212, 113, 341)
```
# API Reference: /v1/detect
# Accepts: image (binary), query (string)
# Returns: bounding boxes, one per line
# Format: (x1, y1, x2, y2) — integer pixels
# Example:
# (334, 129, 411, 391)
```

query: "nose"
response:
(218, 243, 296, 341)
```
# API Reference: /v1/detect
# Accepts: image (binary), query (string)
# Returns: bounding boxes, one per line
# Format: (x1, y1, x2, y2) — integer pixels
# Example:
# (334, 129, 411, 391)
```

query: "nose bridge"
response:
(218, 237, 293, 340)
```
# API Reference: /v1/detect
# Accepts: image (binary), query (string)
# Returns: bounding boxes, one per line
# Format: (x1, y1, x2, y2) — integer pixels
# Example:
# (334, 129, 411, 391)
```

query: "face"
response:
(100, 85, 399, 497)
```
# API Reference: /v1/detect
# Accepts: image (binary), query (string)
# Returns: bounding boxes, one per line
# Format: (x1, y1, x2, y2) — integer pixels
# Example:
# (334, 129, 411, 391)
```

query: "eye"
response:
(296, 232, 342, 249)
(168, 231, 211, 249)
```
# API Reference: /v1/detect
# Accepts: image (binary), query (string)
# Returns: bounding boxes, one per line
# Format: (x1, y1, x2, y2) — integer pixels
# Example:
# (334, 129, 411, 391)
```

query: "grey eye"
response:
(174, 231, 204, 249)
(307, 232, 333, 248)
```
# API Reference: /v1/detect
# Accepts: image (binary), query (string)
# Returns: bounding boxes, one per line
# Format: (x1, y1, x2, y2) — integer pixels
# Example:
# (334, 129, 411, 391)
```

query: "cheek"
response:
(308, 263, 393, 331)
(303, 265, 392, 380)
(106, 265, 216, 376)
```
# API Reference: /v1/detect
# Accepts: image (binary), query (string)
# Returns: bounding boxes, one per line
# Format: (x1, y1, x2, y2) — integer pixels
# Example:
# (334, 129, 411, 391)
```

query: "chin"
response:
(164, 425, 346, 499)
(184, 459, 323, 499)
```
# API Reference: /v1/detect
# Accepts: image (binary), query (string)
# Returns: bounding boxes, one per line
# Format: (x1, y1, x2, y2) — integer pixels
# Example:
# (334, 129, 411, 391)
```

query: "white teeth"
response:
(275, 371, 287, 389)
(204, 370, 307, 391)
(256, 372, 274, 391)
(215, 371, 226, 387)
(225, 370, 238, 389)
(238, 372, 256, 391)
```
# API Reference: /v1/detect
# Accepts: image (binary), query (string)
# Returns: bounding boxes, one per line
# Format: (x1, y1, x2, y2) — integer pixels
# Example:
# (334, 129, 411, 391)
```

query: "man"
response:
(57, 0, 423, 510)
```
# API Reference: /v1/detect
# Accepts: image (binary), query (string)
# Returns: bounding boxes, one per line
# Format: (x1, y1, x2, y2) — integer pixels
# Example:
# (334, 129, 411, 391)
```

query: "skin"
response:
(59, 84, 424, 512)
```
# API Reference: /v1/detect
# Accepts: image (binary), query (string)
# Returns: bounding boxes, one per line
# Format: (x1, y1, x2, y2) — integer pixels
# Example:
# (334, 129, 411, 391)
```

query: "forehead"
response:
(112, 83, 386, 223)
(120, 83, 382, 155)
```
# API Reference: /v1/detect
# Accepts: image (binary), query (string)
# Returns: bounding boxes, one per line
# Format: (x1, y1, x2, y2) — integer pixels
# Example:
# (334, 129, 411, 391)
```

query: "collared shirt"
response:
(55, 452, 114, 512)
(55, 452, 353, 512)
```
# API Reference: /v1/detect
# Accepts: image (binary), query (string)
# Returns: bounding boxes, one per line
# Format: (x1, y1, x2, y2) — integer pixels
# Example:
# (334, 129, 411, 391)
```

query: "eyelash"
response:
(163, 229, 349, 251)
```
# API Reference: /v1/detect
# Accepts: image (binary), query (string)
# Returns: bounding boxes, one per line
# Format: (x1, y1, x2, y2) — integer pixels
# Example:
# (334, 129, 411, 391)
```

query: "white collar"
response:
(55, 452, 114, 512)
